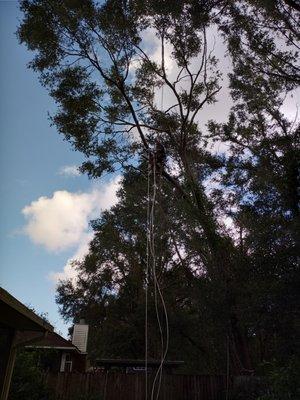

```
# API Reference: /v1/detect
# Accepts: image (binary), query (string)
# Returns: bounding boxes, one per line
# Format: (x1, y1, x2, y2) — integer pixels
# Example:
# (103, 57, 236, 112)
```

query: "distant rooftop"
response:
(26, 330, 82, 352)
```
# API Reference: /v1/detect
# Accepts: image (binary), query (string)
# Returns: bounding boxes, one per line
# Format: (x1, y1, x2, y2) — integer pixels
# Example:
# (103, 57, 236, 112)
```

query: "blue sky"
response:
(0, 1, 120, 336)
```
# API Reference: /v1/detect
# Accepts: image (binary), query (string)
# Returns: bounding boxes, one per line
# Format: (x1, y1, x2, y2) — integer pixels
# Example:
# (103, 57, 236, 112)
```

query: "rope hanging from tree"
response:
(145, 143, 169, 400)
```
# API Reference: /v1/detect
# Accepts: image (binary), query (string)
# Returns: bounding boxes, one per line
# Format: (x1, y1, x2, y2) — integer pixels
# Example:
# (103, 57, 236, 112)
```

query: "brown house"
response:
(26, 330, 88, 372)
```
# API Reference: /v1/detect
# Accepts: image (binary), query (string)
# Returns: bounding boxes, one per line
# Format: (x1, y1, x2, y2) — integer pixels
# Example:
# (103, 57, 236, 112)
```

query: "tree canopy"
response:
(19, 0, 299, 378)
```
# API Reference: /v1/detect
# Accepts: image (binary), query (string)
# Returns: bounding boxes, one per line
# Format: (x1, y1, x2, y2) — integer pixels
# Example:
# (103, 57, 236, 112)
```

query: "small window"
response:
(60, 352, 73, 372)
(64, 360, 73, 372)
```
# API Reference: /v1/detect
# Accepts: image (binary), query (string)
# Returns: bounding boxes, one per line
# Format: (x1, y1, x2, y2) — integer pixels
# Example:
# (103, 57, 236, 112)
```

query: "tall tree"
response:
(57, 165, 230, 373)
(19, 0, 299, 374)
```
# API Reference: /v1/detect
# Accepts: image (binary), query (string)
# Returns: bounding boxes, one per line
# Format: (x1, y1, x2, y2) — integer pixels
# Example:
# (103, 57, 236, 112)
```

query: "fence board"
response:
(46, 372, 229, 400)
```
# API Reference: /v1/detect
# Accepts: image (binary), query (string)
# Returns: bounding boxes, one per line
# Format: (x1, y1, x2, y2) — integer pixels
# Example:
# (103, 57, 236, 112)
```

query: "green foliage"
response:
(9, 350, 53, 400)
(56, 166, 228, 373)
(19, 0, 299, 376)
(229, 358, 300, 400)
(257, 358, 300, 400)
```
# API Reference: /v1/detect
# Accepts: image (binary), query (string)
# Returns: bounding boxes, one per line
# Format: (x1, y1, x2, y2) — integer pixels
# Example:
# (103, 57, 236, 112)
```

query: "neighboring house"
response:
(0, 287, 53, 400)
(26, 320, 89, 373)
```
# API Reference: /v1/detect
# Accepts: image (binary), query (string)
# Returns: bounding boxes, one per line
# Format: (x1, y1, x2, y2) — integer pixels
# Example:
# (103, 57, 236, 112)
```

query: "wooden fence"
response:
(45, 372, 229, 400)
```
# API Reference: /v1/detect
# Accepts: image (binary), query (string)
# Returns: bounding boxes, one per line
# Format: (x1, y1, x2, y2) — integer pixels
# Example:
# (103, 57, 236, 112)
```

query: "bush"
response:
(257, 358, 300, 400)
(8, 350, 53, 400)
(229, 358, 300, 400)
(229, 376, 268, 400)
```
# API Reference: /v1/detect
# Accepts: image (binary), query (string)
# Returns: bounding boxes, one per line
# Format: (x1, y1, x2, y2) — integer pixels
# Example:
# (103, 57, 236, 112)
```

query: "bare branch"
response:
(189, 87, 222, 127)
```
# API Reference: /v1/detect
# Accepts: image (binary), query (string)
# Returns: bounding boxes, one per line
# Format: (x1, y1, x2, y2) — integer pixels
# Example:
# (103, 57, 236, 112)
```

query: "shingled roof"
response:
(26, 330, 81, 352)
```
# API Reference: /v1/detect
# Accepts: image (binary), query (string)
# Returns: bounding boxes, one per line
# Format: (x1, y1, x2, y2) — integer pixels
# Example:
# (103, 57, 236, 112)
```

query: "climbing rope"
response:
(145, 152, 169, 400)
(145, 163, 151, 400)
(146, 73, 169, 399)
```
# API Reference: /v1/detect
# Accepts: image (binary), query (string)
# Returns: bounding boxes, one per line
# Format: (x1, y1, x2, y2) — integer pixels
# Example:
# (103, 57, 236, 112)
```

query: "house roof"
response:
(0, 287, 53, 332)
(26, 330, 82, 352)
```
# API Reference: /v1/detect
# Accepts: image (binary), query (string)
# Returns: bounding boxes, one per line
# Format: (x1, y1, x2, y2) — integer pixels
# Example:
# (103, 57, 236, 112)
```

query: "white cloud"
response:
(143, 27, 174, 73)
(49, 232, 94, 283)
(129, 27, 175, 75)
(22, 177, 121, 253)
(58, 165, 81, 177)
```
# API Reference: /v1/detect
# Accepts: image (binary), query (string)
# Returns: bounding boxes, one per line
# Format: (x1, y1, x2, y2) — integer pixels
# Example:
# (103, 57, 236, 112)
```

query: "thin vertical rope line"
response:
(150, 160, 169, 400)
(154, 79, 170, 399)
(145, 163, 151, 400)
(150, 76, 170, 398)
(155, 273, 169, 400)
(150, 161, 164, 400)
(154, 173, 169, 400)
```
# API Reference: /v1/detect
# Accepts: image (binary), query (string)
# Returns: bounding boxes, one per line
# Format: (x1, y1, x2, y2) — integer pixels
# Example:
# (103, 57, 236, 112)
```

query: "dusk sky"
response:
(0, 1, 120, 336)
